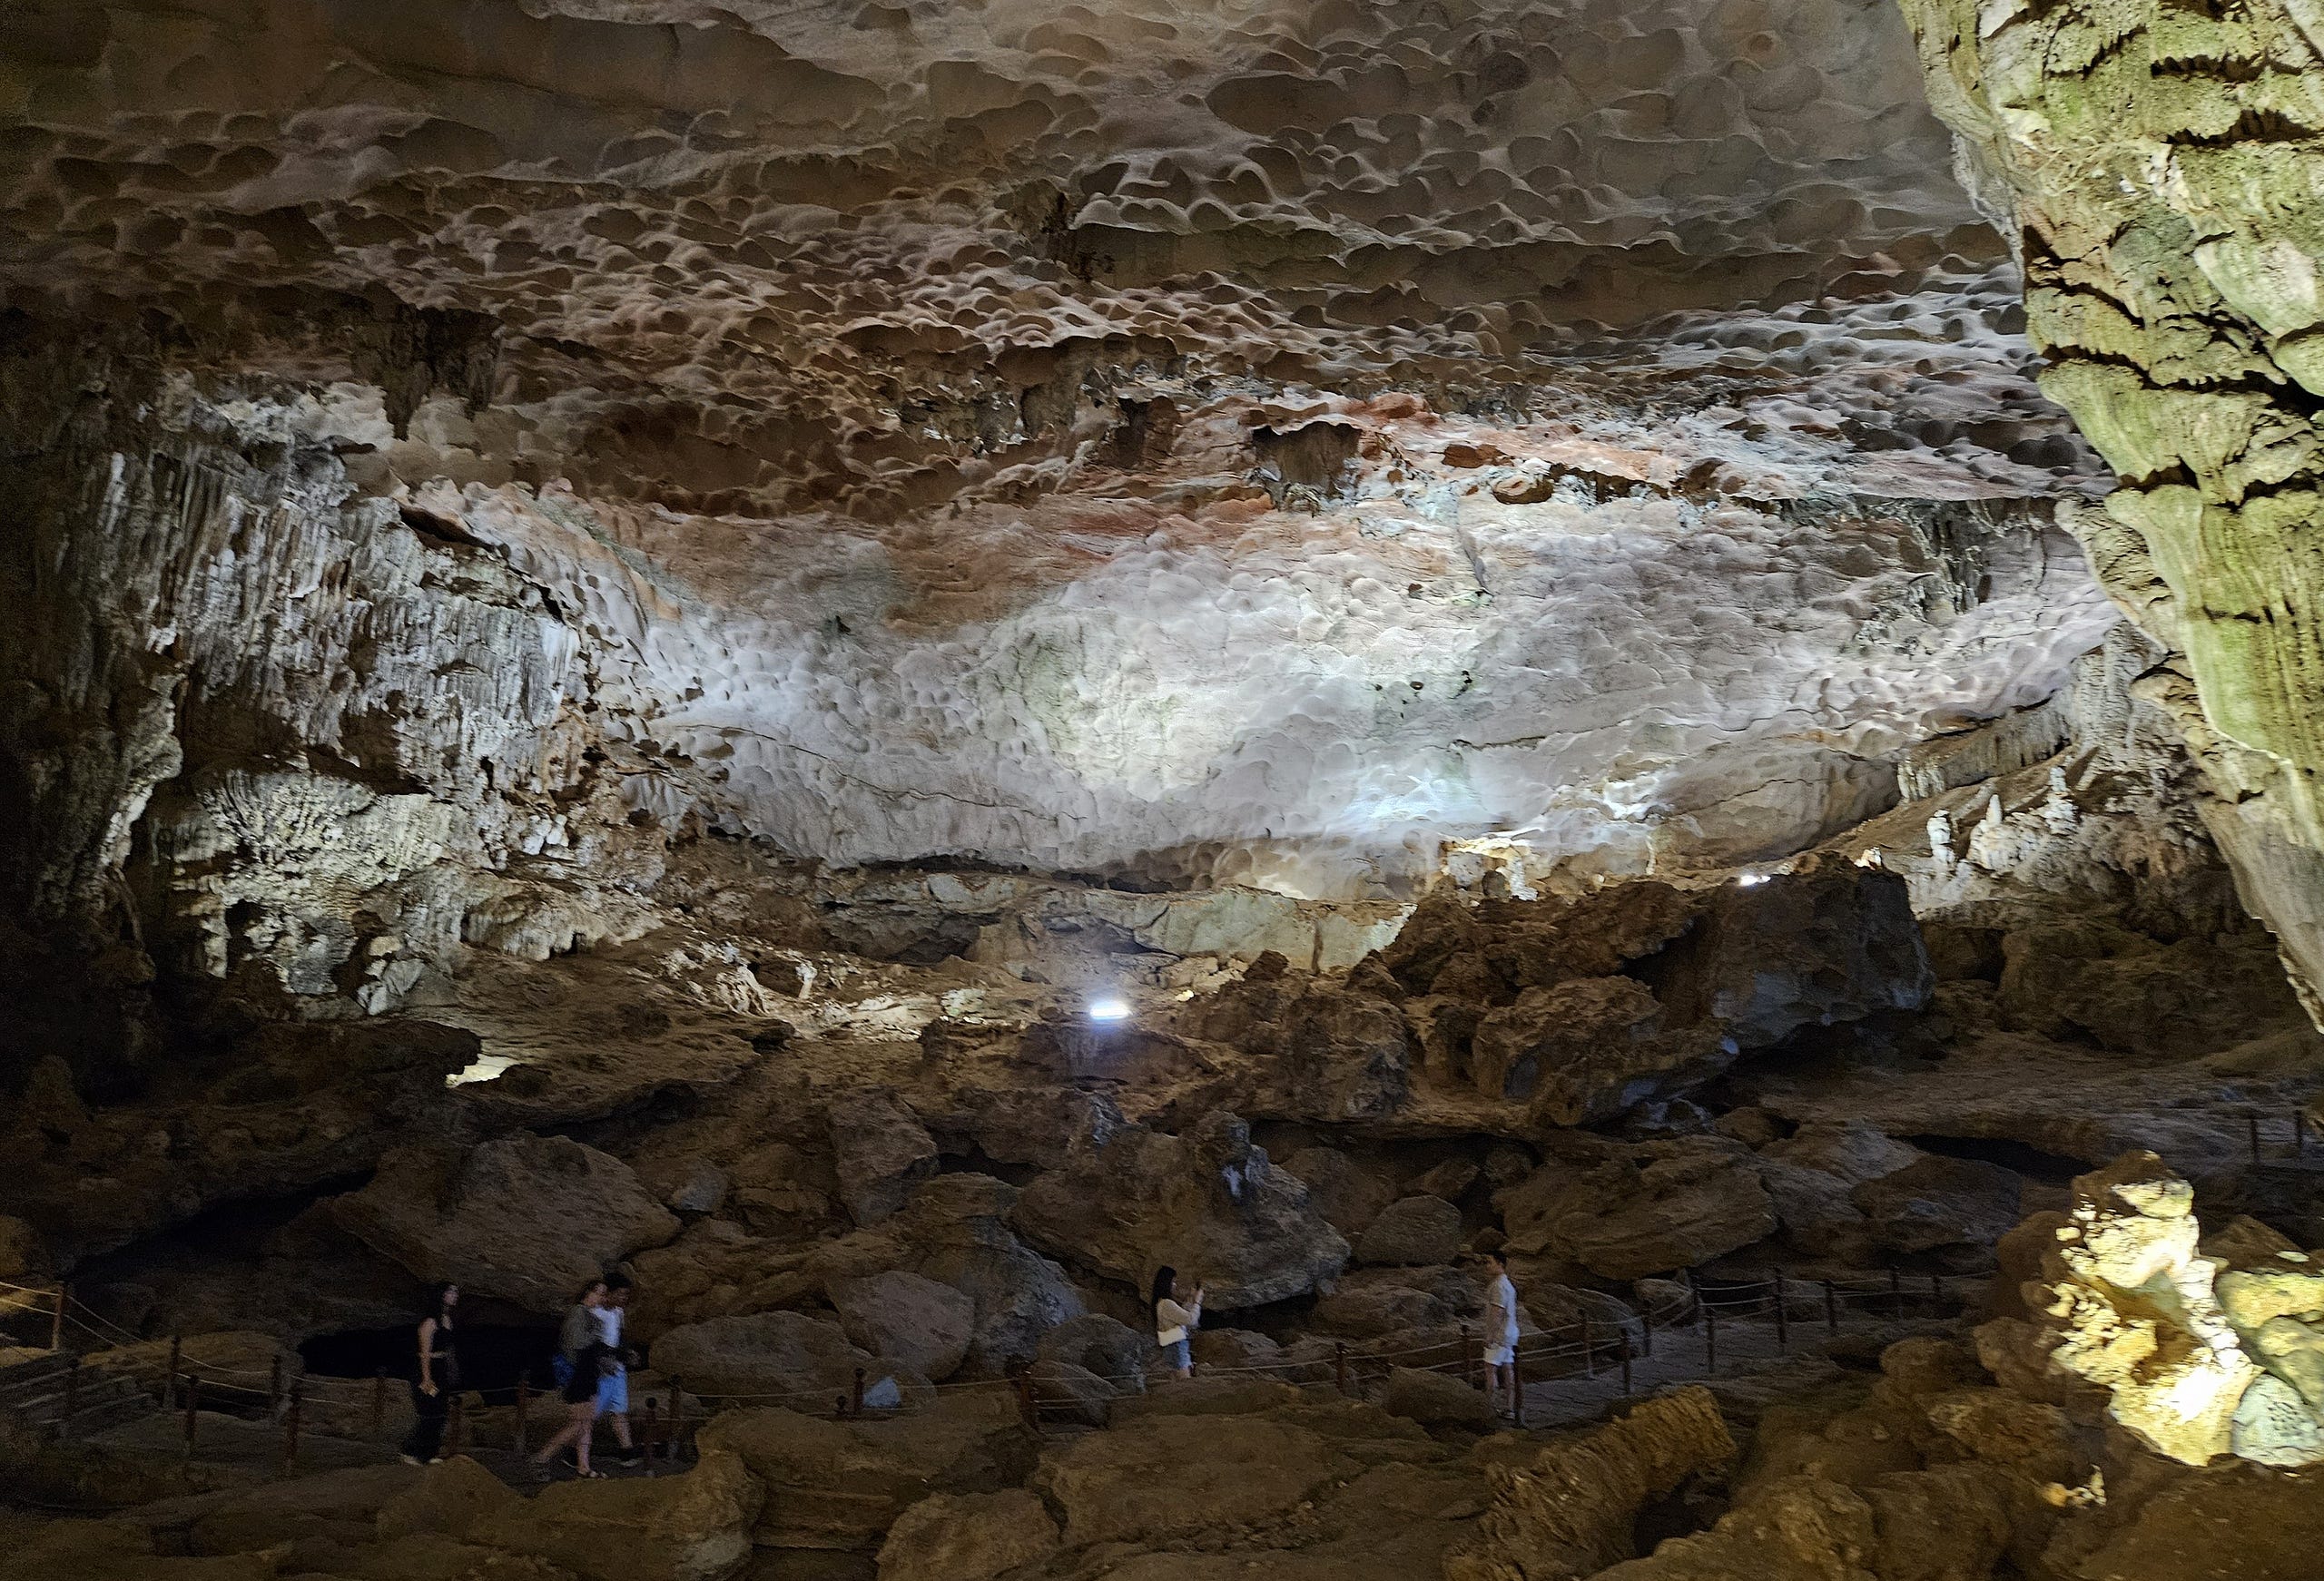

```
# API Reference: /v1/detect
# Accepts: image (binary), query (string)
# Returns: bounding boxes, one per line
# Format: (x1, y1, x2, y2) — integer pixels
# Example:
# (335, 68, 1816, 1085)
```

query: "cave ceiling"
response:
(1, 0, 2135, 922)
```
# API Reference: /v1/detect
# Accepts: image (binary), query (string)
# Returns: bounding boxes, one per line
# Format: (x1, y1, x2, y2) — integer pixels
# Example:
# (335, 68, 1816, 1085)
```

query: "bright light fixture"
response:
(1087, 997, 1131, 1022)
(1734, 872, 1768, 887)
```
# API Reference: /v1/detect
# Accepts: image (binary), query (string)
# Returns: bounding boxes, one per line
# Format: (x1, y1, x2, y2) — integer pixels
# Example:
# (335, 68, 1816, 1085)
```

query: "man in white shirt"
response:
(596, 1277, 640, 1467)
(1482, 1250, 1521, 1419)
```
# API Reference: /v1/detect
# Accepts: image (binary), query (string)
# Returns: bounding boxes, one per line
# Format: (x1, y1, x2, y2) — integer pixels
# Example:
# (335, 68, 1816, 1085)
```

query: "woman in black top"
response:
(399, 1282, 459, 1465)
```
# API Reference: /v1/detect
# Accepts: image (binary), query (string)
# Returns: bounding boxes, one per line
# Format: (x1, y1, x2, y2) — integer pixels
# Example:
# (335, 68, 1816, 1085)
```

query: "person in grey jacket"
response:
(534, 1278, 607, 1478)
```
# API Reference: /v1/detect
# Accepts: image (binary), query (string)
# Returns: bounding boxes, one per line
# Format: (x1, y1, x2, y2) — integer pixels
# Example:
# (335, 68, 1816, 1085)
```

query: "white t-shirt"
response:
(1155, 1297, 1199, 1346)
(1488, 1274, 1520, 1346)
(596, 1306, 624, 1350)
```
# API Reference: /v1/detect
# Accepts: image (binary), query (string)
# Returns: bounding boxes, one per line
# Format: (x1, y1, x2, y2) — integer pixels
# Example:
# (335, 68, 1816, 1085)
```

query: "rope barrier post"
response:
(1824, 1280, 1838, 1337)
(1888, 1267, 1903, 1321)
(1930, 1272, 1943, 1311)
(60, 1359, 79, 1440)
(1772, 1271, 1787, 1352)
(516, 1379, 531, 1458)
(182, 1372, 201, 1452)
(371, 1370, 387, 1439)
(164, 1334, 182, 1406)
(1512, 1343, 1527, 1429)
(281, 1381, 302, 1477)
(1620, 1335, 1633, 1396)
(1704, 1302, 1718, 1376)
(670, 1378, 686, 1463)
(50, 1284, 66, 1352)
(1010, 1365, 1037, 1432)
(1640, 1301, 1653, 1360)
(1580, 1315, 1593, 1379)
(270, 1354, 284, 1419)
(1684, 1267, 1701, 1331)
(641, 1397, 658, 1466)
(851, 1367, 865, 1419)
(1461, 1323, 1475, 1389)
(1335, 1342, 1349, 1397)
(2251, 1115, 2263, 1165)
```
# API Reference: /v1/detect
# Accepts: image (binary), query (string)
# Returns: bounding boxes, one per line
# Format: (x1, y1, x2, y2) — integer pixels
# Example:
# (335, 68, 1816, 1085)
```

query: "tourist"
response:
(596, 1274, 640, 1468)
(551, 1278, 607, 1395)
(534, 1334, 611, 1479)
(533, 1278, 606, 1478)
(399, 1281, 459, 1465)
(1481, 1250, 1521, 1419)
(1151, 1266, 1203, 1380)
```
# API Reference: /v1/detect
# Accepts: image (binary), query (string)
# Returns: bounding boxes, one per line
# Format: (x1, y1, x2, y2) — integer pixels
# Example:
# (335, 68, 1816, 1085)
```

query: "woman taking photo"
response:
(1150, 1266, 1203, 1380)
(399, 1282, 459, 1466)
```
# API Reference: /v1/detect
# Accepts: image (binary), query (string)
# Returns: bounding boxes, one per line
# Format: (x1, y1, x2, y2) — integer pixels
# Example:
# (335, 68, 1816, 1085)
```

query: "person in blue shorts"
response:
(595, 1275, 640, 1468)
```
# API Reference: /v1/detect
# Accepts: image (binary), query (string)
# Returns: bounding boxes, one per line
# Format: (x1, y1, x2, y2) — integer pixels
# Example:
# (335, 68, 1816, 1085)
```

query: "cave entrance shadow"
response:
(299, 1322, 555, 1404)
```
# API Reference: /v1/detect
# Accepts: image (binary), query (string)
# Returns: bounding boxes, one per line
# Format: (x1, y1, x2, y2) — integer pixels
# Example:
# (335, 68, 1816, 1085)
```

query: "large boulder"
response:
(1285, 1146, 1401, 1238)
(874, 1488, 1061, 1581)
(1998, 920, 2308, 1057)
(830, 1271, 975, 1382)
(1445, 1387, 1735, 1578)
(1646, 862, 1931, 1046)
(1171, 969, 1412, 1121)
(1030, 1410, 1354, 1547)
(1370, 867, 1927, 1124)
(1762, 1119, 1923, 1184)
(1380, 1366, 1497, 1431)
(1470, 976, 1731, 1123)
(470, 1449, 762, 1581)
(1038, 1313, 1148, 1390)
(699, 1401, 1038, 1552)
(827, 1091, 938, 1225)
(1497, 1136, 1776, 1281)
(2035, 1152, 2267, 1466)
(1355, 1195, 1464, 1267)
(938, 1086, 1122, 1171)
(795, 1174, 1088, 1375)
(1311, 1264, 1482, 1339)
(904, 1177, 1086, 1372)
(1013, 1110, 1348, 1310)
(1851, 1155, 2023, 1259)
(649, 1311, 915, 1409)
(330, 1135, 678, 1312)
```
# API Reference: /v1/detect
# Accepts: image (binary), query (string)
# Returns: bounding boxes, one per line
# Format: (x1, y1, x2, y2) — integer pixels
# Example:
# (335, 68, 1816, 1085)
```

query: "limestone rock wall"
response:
(1894, 0, 2324, 1015)
(5, 0, 2299, 1049)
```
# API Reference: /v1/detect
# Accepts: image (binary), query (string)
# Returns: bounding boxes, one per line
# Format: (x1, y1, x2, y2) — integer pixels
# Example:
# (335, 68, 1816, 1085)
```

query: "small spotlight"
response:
(1087, 997, 1130, 1022)
(1734, 871, 1768, 887)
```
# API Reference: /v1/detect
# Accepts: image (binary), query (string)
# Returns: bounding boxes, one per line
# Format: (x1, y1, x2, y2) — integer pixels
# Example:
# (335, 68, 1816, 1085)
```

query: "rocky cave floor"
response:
(7, 723, 2324, 1581)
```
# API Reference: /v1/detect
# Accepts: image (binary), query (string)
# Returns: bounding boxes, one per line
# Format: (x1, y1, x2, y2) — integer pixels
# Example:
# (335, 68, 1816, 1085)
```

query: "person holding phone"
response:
(1150, 1266, 1204, 1380)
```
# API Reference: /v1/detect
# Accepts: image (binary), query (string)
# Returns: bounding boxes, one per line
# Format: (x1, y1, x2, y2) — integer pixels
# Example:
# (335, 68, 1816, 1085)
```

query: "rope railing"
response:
(5, 1257, 1980, 1468)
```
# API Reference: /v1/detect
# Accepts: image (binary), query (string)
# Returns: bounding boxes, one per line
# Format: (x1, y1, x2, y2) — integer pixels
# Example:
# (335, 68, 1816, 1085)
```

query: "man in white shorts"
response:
(1482, 1249, 1521, 1419)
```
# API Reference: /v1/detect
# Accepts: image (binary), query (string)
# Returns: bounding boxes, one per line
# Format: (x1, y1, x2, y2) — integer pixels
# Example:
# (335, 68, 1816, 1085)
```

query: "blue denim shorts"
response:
(596, 1364, 628, 1414)
(1160, 1339, 1191, 1371)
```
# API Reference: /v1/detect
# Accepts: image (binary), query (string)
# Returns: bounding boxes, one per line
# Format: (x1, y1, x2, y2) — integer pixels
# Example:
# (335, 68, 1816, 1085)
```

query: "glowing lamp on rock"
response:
(1087, 997, 1131, 1023)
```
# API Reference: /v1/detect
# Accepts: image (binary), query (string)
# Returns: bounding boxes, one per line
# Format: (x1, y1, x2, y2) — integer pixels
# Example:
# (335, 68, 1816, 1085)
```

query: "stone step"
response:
(0, 1346, 72, 1380)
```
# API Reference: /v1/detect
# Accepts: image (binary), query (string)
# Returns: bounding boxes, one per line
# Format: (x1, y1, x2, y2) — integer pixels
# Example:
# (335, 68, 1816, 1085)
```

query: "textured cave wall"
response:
(1895, 0, 2324, 1016)
(0, 0, 2230, 1043)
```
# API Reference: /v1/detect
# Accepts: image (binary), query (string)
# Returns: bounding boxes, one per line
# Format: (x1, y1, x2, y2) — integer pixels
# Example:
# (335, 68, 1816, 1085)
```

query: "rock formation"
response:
(9, 2, 2324, 1578)
(1896, 0, 2324, 1015)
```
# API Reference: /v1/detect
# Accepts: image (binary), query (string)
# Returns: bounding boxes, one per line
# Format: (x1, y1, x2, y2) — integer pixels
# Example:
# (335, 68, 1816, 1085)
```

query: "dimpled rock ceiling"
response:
(1, 0, 2140, 949)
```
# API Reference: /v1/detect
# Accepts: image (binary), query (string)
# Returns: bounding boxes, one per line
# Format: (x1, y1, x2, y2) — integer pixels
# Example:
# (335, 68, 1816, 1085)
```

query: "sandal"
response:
(576, 1468, 607, 1479)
